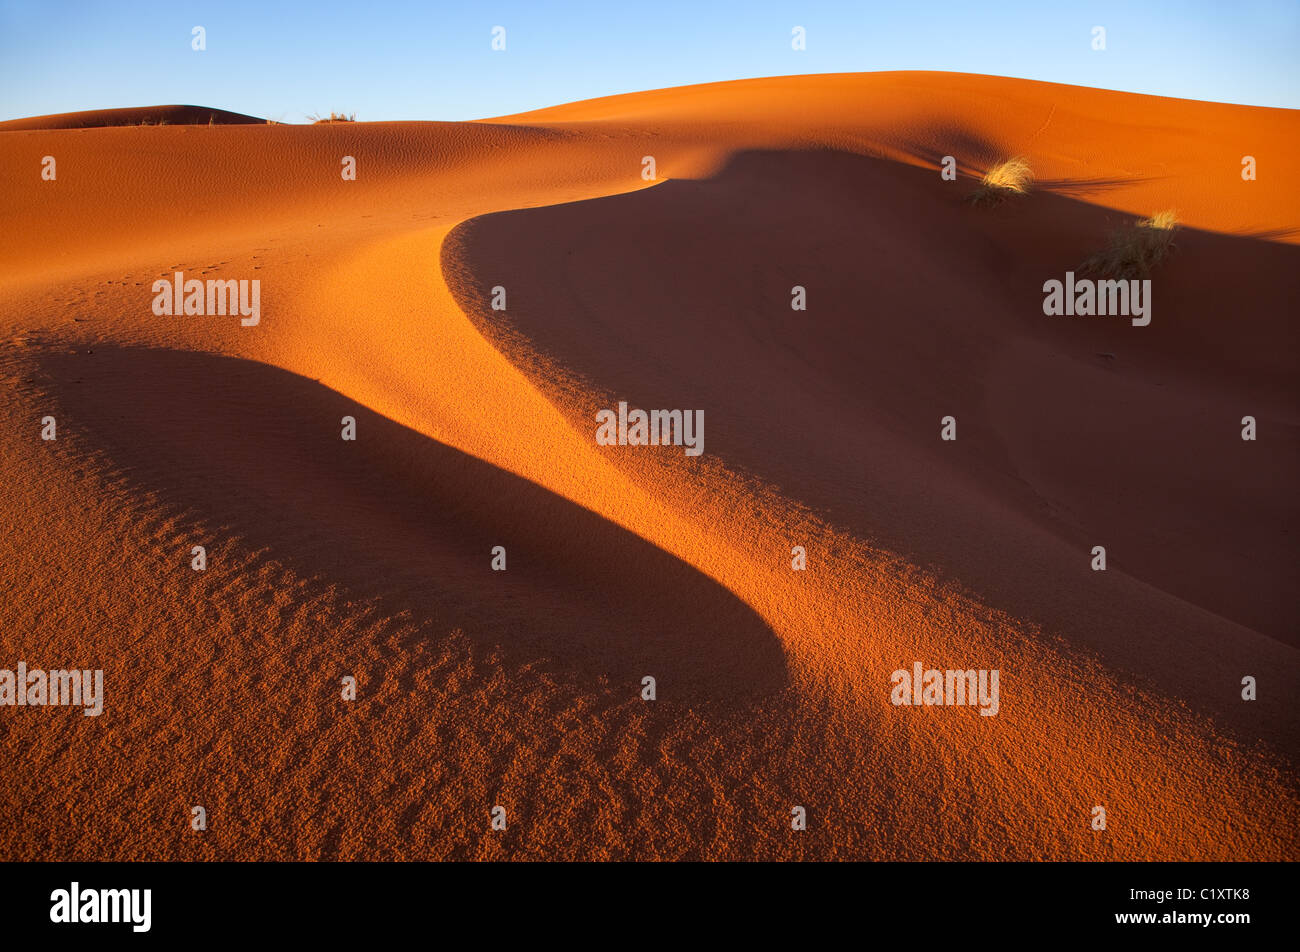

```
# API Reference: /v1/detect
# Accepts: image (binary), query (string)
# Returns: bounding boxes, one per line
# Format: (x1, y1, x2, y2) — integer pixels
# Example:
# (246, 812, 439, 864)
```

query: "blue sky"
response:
(1, 0, 1296, 122)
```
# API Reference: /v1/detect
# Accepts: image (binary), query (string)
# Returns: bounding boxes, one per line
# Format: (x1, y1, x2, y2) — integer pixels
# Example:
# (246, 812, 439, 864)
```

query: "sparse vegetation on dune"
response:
(1083, 210, 1179, 279)
(968, 156, 1033, 205)
(309, 111, 356, 123)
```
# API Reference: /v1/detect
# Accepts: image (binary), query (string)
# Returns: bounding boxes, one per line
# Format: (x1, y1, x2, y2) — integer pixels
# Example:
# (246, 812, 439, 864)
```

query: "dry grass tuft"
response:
(968, 157, 1033, 205)
(1082, 210, 1179, 279)
(309, 111, 356, 124)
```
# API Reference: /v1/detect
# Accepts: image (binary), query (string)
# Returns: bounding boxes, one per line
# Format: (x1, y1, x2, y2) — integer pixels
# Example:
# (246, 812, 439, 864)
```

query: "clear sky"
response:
(1, 0, 1296, 122)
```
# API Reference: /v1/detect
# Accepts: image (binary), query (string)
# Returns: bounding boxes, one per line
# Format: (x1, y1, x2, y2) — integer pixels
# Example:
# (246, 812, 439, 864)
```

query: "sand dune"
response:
(1, 71, 1296, 860)
(0, 105, 264, 131)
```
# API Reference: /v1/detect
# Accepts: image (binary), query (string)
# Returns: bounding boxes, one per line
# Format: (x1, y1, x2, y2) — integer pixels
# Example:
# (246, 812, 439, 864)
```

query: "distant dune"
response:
(1, 71, 1296, 861)
(0, 104, 264, 131)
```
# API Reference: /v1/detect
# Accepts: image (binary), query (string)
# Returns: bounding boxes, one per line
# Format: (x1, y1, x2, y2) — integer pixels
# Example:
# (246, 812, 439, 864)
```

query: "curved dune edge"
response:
(1, 72, 1296, 859)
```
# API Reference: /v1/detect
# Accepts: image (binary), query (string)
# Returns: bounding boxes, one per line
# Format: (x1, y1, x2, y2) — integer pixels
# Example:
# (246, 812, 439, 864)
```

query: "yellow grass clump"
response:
(1083, 210, 1179, 279)
(968, 156, 1033, 205)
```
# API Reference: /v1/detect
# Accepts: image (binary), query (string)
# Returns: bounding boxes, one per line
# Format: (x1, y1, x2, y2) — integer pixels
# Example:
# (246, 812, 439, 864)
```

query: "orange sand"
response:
(1, 72, 1296, 860)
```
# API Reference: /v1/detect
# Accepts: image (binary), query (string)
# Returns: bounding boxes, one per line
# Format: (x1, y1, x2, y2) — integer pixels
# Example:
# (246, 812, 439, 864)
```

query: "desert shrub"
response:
(968, 157, 1033, 205)
(1082, 210, 1179, 279)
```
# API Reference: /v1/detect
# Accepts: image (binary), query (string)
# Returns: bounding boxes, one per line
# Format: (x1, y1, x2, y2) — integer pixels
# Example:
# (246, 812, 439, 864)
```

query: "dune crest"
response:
(0, 104, 265, 131)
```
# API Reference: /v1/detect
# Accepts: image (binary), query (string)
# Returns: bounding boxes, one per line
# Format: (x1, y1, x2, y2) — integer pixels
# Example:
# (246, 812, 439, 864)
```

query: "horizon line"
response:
(4, 69, 1298, 127)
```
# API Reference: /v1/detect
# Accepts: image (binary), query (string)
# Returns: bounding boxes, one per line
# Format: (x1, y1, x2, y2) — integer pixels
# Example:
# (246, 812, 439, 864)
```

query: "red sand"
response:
(0, 72, 1296, 860)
